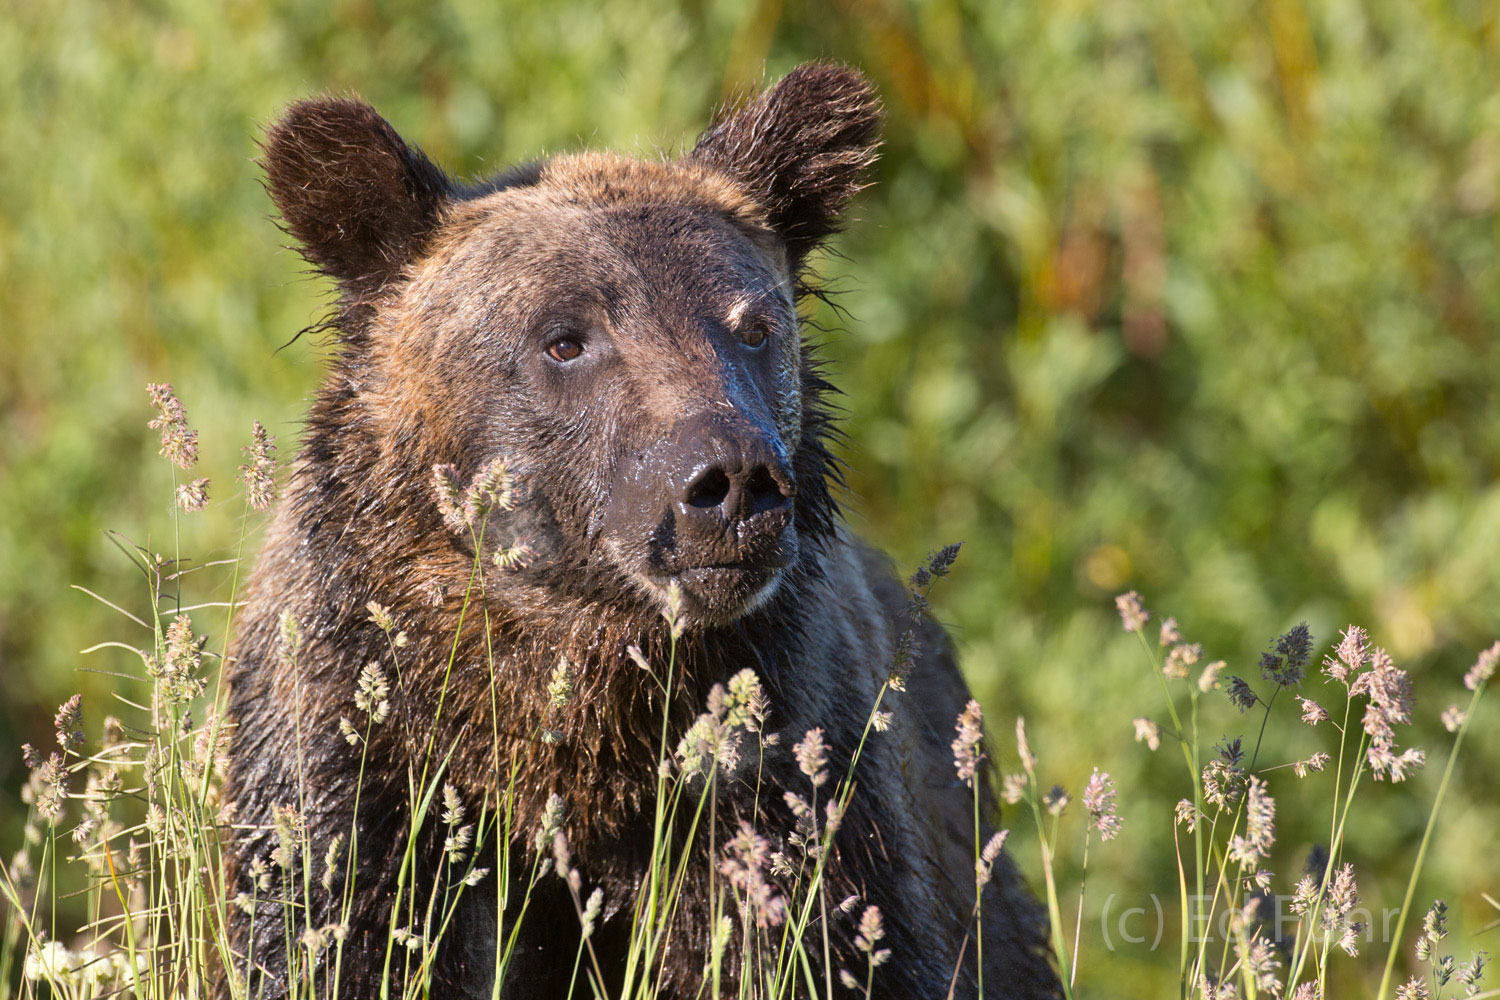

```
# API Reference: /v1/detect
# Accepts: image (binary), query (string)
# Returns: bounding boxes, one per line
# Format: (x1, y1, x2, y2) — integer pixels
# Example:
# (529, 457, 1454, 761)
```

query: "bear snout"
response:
(671, 410, 794, 527)
(604, 410, 799, 619)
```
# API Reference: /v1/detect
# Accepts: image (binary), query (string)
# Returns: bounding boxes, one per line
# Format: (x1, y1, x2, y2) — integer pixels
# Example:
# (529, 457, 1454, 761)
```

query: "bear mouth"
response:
(605, 506, 800, 626)
(644, 542, 794, 624)
(673, 560, 786, 620)
(679, 560, 775, 587)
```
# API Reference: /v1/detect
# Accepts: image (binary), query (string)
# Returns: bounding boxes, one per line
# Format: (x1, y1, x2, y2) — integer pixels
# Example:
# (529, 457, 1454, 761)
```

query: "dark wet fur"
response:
(223, 63, 1060, 1000)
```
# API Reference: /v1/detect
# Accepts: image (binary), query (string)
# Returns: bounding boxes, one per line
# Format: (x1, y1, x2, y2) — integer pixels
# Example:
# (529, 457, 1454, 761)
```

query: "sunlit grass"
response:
(1, 385, 1495, 999)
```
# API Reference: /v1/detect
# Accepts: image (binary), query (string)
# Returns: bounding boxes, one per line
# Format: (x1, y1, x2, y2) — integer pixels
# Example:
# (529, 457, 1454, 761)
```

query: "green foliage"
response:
(2, 0, 1498, 995)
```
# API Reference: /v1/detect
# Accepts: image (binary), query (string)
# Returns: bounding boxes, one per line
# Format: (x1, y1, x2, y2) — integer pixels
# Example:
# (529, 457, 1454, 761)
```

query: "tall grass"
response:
(0, 386, 1494, 999)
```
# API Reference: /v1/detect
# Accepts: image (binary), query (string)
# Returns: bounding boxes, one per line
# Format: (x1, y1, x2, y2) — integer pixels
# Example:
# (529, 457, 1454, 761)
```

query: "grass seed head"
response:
(1115, 591, 1149, 633)
(1084, 768, 1121, 840)
(793, 727, 829, 788)
(951, 699, 985, 784)
(175, 477, 209, 512)
(146, 383, 199, 470)
(238, 420, 278, 510)
(1466, 641, 1499, 691)
(54, 695, 84, 753)
(1227, 676, 1258, 712)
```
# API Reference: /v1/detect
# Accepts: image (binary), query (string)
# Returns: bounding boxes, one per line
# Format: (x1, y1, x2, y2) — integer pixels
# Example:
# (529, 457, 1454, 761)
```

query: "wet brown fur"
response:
(223, 64, 1059, 999)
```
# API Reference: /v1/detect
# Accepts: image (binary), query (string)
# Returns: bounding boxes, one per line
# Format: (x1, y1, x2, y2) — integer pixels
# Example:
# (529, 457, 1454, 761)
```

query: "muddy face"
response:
(383, 177, 805, 625)
(582, 231, 802, 623)
(258, 64, 881, 631)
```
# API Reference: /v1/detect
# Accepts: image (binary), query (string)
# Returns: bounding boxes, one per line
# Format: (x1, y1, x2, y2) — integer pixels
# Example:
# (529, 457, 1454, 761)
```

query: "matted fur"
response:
(222, 63, 1059, 999)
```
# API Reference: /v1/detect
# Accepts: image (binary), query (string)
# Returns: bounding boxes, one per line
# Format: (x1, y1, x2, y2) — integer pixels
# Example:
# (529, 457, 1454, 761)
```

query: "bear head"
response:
(261, 63, 881, 630)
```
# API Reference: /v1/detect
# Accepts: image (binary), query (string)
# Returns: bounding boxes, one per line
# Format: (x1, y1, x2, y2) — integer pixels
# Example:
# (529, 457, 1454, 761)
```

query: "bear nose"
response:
(672, 415, 794, 526)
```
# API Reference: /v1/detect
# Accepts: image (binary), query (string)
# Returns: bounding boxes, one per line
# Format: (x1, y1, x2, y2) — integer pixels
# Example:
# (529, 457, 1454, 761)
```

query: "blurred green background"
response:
(2, 0, 1498, 993)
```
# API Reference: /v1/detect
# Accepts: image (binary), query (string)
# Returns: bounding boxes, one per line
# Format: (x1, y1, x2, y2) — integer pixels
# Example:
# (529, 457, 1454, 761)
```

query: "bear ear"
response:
(261, 97, 454, 293)
(690, 62, 882, 271)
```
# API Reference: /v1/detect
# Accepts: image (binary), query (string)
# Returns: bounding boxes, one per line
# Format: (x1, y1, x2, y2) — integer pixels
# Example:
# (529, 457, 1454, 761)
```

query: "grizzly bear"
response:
(223, 63, 1059, 999)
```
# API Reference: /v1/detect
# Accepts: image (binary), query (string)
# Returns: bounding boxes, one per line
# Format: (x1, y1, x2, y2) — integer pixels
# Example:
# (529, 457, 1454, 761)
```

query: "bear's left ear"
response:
(690, 62, 882, 272)
(261, 97, 454, 293)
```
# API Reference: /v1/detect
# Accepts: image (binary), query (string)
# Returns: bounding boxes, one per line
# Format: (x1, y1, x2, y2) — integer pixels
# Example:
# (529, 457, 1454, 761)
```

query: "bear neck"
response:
(272, 350, 846, 849)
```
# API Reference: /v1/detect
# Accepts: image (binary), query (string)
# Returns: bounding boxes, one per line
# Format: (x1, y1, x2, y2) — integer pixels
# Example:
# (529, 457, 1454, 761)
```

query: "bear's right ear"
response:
(261, 98, 453, 293)
(690, 63, 882, 272)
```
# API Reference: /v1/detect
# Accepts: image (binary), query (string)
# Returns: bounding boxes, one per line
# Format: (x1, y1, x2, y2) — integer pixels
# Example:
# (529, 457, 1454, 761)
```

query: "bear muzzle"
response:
(603, 409, 798, 623)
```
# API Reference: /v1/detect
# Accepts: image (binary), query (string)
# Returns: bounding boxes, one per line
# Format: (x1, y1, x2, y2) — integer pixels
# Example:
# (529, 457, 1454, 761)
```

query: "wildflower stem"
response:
(1375, 676, 1488, 1000)
(1131, 628, 1203, 988)
(1134, 631, 1193, 775)
(619, 633, 677, 998)
(974, 781, 984, 999)
(1070, 829, 1089, 992)
(1285, 725, 1369, 992)
(819, 878, 832, 1000)
(1245, 685, 1280, 774)
(1285, 690, 1354, 993)
(1194, 806, 1244, 987)
(1025, 788, 1074, 1000)
(1187, 691, 1203, 993)
(648, 768, 716, 989)
(1170, 824, 1192, 999)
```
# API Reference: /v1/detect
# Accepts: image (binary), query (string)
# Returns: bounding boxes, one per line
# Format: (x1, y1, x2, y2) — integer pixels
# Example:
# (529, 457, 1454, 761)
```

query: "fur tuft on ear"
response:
(261, 98, 453, 293)
(690, 62, 883, 271)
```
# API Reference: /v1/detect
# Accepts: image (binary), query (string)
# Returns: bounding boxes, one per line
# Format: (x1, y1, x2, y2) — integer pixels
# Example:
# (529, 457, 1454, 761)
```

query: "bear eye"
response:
(546, 337, 585, 363)
(741, 323, 769, 349)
